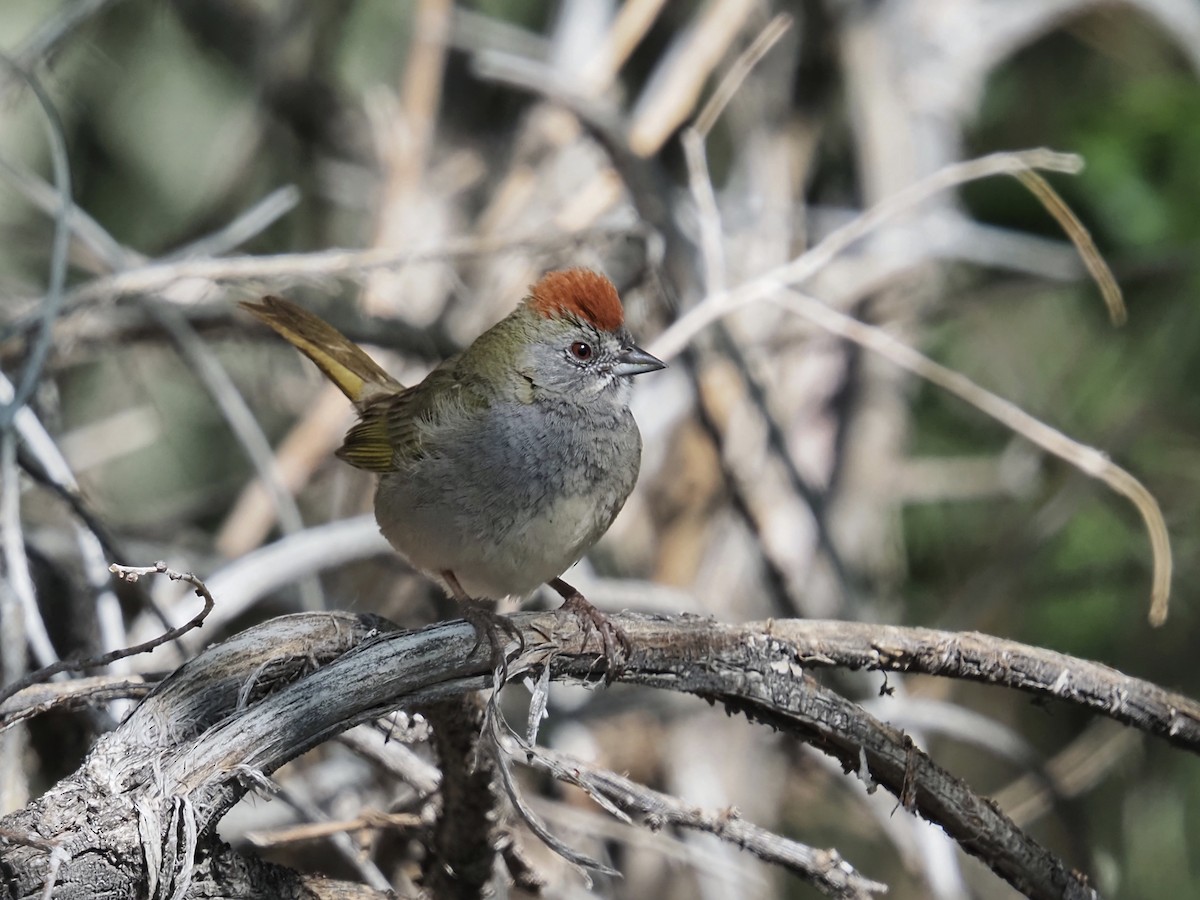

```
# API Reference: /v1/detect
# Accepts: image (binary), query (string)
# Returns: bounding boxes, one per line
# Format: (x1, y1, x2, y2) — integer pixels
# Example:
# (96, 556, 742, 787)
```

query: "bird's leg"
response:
(549, 577, 630, 678)
(442, 571, 523, 675)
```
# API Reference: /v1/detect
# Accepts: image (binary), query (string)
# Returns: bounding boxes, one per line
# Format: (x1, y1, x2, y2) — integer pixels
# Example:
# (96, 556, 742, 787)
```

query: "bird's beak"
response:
(612, 345, 667, 377)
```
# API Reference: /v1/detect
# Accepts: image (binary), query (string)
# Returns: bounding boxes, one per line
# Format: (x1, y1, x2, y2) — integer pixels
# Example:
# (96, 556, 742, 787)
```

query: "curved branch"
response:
(6, 610, 1191, 898)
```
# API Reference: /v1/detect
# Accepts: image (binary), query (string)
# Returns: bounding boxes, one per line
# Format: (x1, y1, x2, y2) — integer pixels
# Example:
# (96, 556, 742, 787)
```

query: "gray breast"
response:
(475, 398, 641, 529)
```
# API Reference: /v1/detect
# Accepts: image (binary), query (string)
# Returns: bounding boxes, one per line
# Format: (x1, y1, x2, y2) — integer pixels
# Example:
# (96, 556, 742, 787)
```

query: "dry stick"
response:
(0, 152, 130, 270)
(649, 148, 1172, 626)
(0, 156, 327, 616)
(526, 792, 802, 885)
(0, 563, 214, 710)
(626, 0, 757, 156)
(0, 58, 71, 431)
(652, 150, 1086, 360)
(362, 0, 452, 318)
(0, 676, 152, 731)
(504, 731, 888, 900)
(23, 227, 633, 318)
(0, 436, 33, 815)
(244, 810, 424, 849)
(0, 429, 56, 674)
(270, 781, 393, 891)
(490, 690, 885, 900)
(161, 186, 301, 263)
(693, 12, 793, 137)
(149, 302, 325, 612)
(773, 288, 1171, 626)
(681, 12, 793, 291)
(580, 0, 670, 91)
(746, 617, 1200, 752)
(485, 705, 619, 884)
(0, 160, 294, 277)
(8, 610, 1191, 898)
(683, 129, 726, 293)
(337, 725, 441, 796)
(3, 372, 127, 666)
(5, 385, 177, 650)
(1013, 169, 1125, 325)
(997, 721, 1142, 828)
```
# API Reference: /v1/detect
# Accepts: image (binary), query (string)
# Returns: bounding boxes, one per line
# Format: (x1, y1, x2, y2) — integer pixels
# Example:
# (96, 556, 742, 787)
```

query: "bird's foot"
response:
(550, 578, 630, 682)
(441, 570, 524, 679)
(457, 598, 524, 679)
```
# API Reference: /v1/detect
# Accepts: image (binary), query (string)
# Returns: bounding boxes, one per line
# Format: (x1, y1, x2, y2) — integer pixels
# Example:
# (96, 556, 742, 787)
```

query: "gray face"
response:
(522, 317, 662, 404)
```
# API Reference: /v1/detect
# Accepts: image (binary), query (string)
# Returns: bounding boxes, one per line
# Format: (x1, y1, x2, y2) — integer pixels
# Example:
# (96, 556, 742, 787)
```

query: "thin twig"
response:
(503, 724, 888, 899)
(1, 675, 153, 731)
(1, 227, 638, 330)
(683, 129, 726, 294)
(650, 149, 1087, 361)
(0, 56, 72, 430)
(648, 147, 1171, 625)
(485, 702, 616, 884)
(151, 515, 388, 650)
(693, 13, 793, 137)
(683, 12, 793, 293)
(9, 0, 118, 76)
(627, 0, 757, 156)
(0, 152, 133, 271)
(2, 370, 128, 672)
(148, 301, 325, 611)
(0, 563, 216, 708)
(995, 720, 1141, 828)
(580, 0, 669, 91)
(1013, 169, 1125, 325)
(162, 186, 301, 262)
(0, 430, 57, 671)
(771, 288, 1170, 626)
(244, 809, 424, 848)
(270, 782, 393, 891)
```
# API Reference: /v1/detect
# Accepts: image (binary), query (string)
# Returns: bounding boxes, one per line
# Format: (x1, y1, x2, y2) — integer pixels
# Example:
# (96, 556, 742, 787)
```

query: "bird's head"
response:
(503, 268, 665, 404)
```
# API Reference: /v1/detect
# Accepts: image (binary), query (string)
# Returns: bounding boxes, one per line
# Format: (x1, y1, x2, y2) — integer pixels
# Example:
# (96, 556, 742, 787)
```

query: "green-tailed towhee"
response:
(242, 268, 665, 661)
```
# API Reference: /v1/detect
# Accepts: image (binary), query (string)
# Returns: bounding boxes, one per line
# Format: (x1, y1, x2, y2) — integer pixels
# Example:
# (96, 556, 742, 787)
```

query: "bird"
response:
(241, 268, 665, 668)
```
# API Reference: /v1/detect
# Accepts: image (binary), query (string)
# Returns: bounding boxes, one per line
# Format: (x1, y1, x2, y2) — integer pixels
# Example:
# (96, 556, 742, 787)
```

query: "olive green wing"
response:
(335, 363, 492, 472)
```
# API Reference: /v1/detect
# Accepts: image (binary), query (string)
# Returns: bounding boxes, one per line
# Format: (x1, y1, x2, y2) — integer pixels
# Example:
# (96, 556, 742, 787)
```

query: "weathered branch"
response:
(420, 695, 502, 899)
(4, 610, 1195, 899)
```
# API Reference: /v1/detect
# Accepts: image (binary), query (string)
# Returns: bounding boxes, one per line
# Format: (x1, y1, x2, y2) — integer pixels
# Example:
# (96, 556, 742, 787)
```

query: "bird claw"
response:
(458, 599, 524, 681)
(558, 592, 630, 682)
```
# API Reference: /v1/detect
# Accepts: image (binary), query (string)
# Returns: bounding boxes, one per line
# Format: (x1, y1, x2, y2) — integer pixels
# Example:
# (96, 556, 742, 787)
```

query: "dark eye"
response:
(569, 341, 593, 361)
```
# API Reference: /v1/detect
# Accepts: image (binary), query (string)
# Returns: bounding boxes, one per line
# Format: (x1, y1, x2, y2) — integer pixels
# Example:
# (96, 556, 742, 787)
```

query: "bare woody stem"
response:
(5, 609, 1188, 898)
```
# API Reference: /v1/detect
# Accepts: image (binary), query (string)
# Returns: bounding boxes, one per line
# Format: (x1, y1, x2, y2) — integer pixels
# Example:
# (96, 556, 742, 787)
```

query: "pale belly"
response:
(377, 483, 611, 597)
(373, 400, 640, 599)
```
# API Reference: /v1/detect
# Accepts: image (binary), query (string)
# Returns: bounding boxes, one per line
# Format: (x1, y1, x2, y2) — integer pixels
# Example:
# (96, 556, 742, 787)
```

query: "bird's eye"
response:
(569, 341, 593, 361)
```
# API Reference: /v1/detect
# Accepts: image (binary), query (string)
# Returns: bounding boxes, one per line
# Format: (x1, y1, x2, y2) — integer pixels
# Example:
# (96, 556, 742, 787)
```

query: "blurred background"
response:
(2, 1, 1199, 898)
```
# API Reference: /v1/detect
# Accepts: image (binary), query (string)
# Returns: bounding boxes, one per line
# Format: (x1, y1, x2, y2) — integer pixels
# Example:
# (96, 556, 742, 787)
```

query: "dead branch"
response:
(5, 607, 1190, 898)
